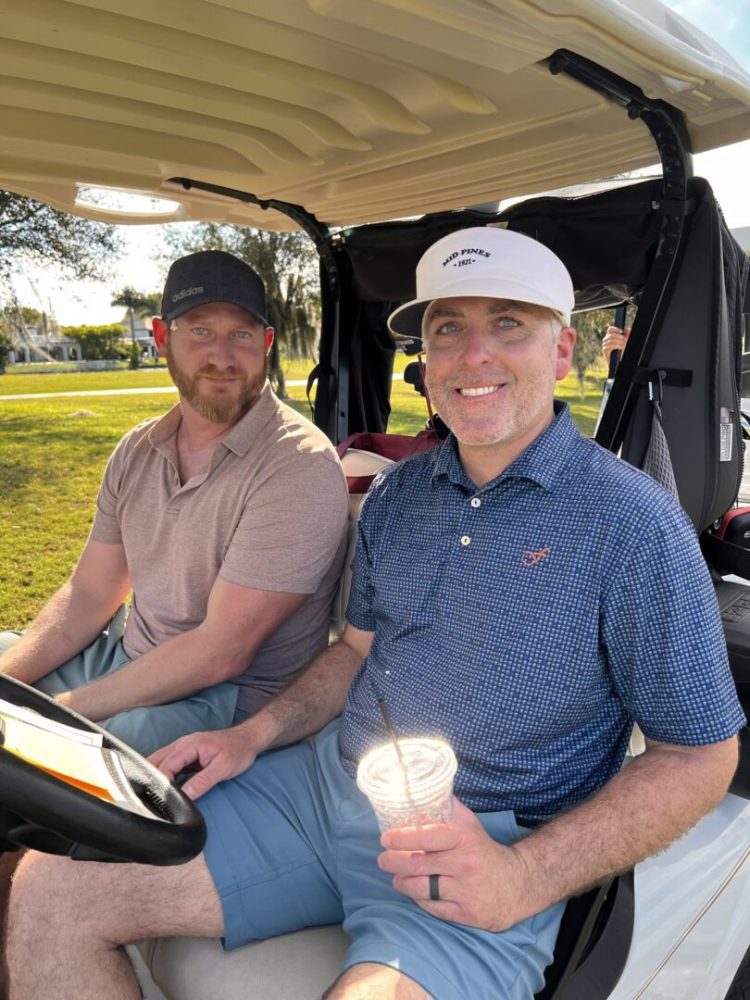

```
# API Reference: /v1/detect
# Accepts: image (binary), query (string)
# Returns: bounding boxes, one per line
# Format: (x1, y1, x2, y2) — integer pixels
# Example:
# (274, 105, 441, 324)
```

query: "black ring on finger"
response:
(429, 873, 440, 901)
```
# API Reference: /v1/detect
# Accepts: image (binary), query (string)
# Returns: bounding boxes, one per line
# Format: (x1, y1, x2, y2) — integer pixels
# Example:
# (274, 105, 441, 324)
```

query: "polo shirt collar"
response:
(220, 382, 278, 457)
(147, 404, 182, 446)
(432, 401, 579, 492)
(147, 381, 278, 457)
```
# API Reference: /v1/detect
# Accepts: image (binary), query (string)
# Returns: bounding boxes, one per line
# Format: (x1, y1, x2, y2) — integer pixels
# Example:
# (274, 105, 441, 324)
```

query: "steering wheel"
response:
(0, 674, 206, 865)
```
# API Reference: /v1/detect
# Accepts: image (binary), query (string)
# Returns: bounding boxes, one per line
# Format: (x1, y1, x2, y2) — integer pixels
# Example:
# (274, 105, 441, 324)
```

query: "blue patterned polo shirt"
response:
(339, 403, 745, 823)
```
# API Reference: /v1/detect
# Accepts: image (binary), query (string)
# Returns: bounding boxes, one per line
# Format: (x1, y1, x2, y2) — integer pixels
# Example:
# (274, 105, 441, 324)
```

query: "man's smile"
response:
(456, 384, 503, 397)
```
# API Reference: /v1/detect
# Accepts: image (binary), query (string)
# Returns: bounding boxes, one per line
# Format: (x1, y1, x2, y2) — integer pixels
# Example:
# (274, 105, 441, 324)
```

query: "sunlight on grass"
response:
(1, 363, 607, 627)
(0, 368, 175, 396)
(0, 395, 175, 628)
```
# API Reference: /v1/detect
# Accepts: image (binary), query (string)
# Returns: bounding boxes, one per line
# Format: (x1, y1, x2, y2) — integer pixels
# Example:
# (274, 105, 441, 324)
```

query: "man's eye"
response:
(434, 322, 460, 336)
(190, 327, 210, 338)
(233, 329, 255, 340)
(495, 317, 521, 329)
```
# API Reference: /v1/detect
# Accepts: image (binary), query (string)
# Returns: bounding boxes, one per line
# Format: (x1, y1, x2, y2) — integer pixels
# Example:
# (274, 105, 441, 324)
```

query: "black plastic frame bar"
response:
(167, 176, 348, 439)
(547, 50, 694, 452)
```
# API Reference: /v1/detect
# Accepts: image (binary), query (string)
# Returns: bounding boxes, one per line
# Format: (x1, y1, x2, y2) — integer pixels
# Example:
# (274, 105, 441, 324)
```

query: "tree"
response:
(0, 329, 12, 373)
(164, 224, 320, 397)
(2, 304, 43, 326)
(111, 287, 159, 343)
(571, 308, 614, 397)
(0, 191, 122, 280)
(62, 324, 129, 361)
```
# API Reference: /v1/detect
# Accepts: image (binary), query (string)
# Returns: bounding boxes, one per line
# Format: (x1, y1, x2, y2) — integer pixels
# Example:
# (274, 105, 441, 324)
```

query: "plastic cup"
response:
(356, 737, 458, 833)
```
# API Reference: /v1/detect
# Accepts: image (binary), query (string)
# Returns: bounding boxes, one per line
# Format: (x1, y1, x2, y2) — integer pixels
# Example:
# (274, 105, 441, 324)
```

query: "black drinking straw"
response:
(377, 698, 416, 811)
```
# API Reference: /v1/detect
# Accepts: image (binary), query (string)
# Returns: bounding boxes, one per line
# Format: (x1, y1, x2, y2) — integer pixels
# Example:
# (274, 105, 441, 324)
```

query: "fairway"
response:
(0, 362, 606, 629)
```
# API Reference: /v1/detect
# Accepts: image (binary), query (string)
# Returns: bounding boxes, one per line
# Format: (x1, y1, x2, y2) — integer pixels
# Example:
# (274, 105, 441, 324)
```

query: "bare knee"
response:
(9, 851, 72, 921)
(7, 852, 146, 1000)
(8, 853, 90, 949)
(9, 849, 221, 955)
(323, 963, 433, 999)
(8, 849, 157, 962)
(7, 852, 82, 988)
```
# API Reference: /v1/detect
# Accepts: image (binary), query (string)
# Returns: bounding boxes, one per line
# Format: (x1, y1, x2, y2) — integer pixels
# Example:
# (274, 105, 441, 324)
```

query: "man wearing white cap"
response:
(387, 226, 579, 486)
(8, 230, 743, 1000)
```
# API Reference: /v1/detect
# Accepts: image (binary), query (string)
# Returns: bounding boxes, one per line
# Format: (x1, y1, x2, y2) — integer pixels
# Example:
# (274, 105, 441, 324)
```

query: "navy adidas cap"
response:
(161, 250, 268, 325)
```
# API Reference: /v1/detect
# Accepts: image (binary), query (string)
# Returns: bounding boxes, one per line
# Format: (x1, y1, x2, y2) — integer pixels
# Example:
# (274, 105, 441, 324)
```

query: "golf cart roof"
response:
(1, 0, 749, 231)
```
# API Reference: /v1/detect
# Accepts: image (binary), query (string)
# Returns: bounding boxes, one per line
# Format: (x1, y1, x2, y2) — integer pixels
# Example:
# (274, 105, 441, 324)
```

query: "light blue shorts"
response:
(200, 721, 564, 1000)
(0, 607, 239, 757)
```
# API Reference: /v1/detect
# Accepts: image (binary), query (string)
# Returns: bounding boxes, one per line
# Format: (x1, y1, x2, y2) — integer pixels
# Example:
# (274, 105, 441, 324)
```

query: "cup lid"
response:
(356, 738, 457, 808)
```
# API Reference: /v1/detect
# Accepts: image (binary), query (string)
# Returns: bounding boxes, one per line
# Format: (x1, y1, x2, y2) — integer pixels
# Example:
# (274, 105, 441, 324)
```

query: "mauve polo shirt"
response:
(91, 383, 348, 714)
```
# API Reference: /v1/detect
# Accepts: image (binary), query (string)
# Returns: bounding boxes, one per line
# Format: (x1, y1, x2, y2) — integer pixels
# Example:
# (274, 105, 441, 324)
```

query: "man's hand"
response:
(149, 627, 373, 801)
(382, 738, 737, 935)
(150, 727, 258, 800)
(602, 325, 631, 365)
(377, 799, 530, 932)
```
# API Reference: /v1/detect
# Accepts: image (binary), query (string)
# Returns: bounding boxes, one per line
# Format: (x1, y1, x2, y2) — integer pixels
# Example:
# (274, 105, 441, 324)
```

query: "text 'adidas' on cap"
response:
(162, 250, 268, 325)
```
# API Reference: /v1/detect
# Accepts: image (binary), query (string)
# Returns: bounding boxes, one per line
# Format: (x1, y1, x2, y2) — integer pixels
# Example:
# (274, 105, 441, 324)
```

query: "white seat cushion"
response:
(330, 448, 395, 637)
(136, 925, 350, 1000)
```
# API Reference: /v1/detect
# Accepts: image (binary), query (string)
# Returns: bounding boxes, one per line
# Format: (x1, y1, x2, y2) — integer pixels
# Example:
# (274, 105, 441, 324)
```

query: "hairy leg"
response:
(7, 849, 223, 1000)
(323, 963, 434, 1000)
(0, 850, 23, 996)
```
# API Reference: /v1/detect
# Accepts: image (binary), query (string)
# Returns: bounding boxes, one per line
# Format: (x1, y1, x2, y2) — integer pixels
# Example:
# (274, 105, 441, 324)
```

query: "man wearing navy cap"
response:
(0, 249, 348, 756)
(7, 231, 743, 1000)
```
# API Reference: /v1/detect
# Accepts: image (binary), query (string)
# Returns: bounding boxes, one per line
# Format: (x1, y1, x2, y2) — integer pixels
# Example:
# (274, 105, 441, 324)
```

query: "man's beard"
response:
(167, 348, 267, 423)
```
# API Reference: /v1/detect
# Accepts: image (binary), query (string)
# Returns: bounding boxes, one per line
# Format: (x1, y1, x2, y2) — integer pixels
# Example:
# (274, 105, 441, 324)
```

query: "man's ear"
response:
(265, 328, 275, 355)
(152, 317, 168, 357)
(555, 326, 576, 381)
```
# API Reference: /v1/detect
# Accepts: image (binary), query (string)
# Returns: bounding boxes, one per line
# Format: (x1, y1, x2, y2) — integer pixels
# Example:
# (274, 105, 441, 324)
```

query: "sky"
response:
(11, 0, 750, 328)
(668, 0, 750, 66)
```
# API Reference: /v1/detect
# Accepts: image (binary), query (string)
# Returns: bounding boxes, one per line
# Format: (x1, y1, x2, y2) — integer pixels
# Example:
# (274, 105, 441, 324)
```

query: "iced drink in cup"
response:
(356, 737, 458, 833)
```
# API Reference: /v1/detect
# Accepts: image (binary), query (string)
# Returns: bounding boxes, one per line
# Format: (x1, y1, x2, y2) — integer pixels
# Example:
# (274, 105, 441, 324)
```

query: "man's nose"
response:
(459, 325, 493, 364)
(206, 334, 236, 367)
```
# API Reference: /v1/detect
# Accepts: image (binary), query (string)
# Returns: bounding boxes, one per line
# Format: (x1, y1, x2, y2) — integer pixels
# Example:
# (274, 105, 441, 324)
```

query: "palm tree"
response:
(111, 287, 159, 344)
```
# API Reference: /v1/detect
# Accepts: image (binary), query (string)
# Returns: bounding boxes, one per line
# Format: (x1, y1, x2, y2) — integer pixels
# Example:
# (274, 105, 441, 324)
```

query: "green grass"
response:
(0, 395, 177, 629)
(0, 367, 173, 396)
(0, 357, 313, 396)
(0, 362, 606, 629)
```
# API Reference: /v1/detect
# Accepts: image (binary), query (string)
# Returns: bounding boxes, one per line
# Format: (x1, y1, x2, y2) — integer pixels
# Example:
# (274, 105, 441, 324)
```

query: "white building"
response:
(9, 322, 81, 364)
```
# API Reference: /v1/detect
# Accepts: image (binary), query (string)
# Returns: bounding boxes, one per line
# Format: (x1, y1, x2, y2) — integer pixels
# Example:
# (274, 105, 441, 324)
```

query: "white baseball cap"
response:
(387, 226, 575, 339)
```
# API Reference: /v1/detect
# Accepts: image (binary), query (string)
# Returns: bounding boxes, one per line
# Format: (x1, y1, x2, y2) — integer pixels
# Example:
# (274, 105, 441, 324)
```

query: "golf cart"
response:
(0, 1, 749, 997)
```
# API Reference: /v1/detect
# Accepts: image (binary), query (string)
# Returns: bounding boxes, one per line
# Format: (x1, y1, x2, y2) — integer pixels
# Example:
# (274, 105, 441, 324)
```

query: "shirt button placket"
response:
(461, 495, 481, 546)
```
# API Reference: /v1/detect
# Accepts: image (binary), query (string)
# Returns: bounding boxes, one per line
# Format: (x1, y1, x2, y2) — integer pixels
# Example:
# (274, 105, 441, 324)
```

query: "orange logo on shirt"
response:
(520, 547, 551, 567)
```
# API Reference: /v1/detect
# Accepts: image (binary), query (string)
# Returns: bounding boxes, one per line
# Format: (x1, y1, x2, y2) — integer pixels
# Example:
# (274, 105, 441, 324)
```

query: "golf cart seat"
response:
(330, 432, 441, 636)
(135, 873, 633, 999)
(329, 443, 395, 637)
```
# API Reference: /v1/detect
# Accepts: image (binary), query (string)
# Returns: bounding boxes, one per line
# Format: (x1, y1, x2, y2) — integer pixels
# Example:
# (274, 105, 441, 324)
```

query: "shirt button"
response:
(470, 497, 481, 508)
(460, 535, 471, 546)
